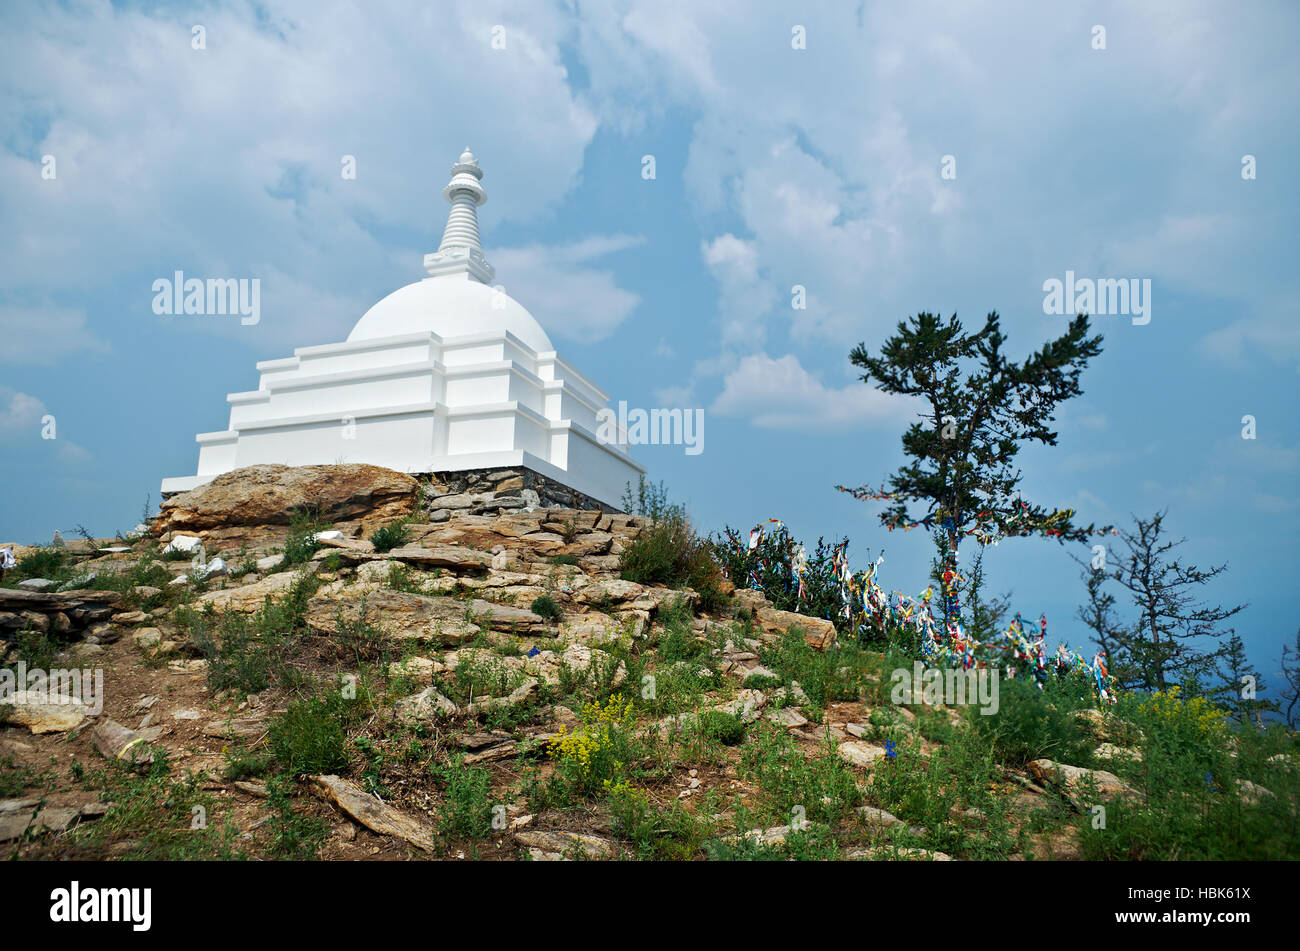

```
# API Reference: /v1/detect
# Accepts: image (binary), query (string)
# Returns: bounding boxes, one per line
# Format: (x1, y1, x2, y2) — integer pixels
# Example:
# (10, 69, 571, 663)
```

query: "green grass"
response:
(283, 508, 329, 566)
(13, 547, 68, 581)
(530, 593, 563, 622)
(699, 710, 746, 745)
(432, 756, 495, 840)
(758, 628, 875, 710)
(1075, 691, 1300, 860)
(369, 520, 412, 553)
(66, 752, 244, 860)
(968, 672, 1097, 767)
(264, 774, 329, 859)
(181, 573, 318, 695)
(268, 693, 351, 776)
(739, 720, 861, 826)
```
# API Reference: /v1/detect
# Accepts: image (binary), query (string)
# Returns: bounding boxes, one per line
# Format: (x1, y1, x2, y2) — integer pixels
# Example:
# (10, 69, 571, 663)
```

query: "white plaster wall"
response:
(565, 430, 644, 507)
(196, 435, 238, 475)
(167, 328, 645, 507)
(446, 412, 516, 455)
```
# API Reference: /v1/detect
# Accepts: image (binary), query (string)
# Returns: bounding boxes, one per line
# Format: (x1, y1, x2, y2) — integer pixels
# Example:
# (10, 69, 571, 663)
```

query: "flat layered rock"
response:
(0, 690, 95, 734)
(310, 775, 437, 853)
(574, 579, 645, 605)
(766, 707, 810, 729)
(515, 829, 615, 859)
(91, 719, 154, 765)
(1027, 759, 1135, 807)
(846, 846, 953, 861)
(196, 571, 305, 612)
(154, 463, 418, 533)
(0, 809, 35, 842)
(838, 741, 889, 769)
(306, 588, 547, 644)
(387, 544, 492, 572)
(394, 686, 460, 720)
(0, 588, 120, 614)
(755, 605, 837, 651)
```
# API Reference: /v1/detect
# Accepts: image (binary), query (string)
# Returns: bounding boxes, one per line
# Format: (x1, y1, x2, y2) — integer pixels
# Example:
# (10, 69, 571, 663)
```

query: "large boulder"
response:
(1027, 759, 1136, 809)
(153, 464, 418, 534)
(305, 587, 549, 643)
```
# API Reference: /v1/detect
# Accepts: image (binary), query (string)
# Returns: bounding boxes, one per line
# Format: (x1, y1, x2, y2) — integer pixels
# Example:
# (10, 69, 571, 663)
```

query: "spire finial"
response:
(425, 148, 494, 283)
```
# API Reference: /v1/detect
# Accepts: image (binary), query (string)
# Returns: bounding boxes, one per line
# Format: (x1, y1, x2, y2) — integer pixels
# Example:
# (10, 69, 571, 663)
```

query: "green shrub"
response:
(715, 526, 851, 631)
(1072, 683, 1299, 860)
(9, 626, 61, 670)
(188, 609, 275, 694)
(283, 509, 328, 566)
(433, 757, 494, 840)
(547, 696, 638, 797)
(530, 594, 563, 623)
(183, 574, 318, 695)
(968, 674, 1095, 767)
(265, 774, 329, 859)
(332, 600, 389, 665)
(617, 480, 726, 612)
(699, 710, 746, 745)
(739, 721, 861, 825)
(223, 747, 272, 781)
(13, 547, 67, 581)
(657, 612, 706, 664)
(759, 628, 866, 709)
(384, 562, 439, 594)
(867, 732, 1017, 859)
(369, 520, 411, 553)
(268, 694, 349, 775)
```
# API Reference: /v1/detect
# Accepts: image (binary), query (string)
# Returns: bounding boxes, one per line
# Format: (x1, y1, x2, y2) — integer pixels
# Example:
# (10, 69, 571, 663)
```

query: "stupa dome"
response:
(347, 274, 554, 353)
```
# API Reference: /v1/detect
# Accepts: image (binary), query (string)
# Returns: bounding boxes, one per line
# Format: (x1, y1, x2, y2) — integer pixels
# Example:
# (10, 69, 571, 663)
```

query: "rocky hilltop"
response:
(1, 465, 1290, 861)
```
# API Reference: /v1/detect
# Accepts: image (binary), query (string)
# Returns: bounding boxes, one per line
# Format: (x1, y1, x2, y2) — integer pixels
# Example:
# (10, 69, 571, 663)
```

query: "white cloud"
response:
(0, 386, 92, 463)
(1199, 306, 1300, 372)
(0, 0, 602, 353)
(572, 0, 1300, 386)
(0, 387, 44, 436)
(702, 233, 775, 348)
(0, 303, 109, 365)
(492, 235, 644, 341)
(711, 352, 915, 430)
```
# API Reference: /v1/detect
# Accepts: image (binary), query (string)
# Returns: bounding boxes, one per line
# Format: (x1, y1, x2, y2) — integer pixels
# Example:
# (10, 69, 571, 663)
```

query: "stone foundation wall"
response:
(418, 467, 623, 520)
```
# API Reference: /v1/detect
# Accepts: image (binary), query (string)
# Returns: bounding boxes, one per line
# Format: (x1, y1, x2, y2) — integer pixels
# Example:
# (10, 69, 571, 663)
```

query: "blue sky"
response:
(2, 1, 1297, 694)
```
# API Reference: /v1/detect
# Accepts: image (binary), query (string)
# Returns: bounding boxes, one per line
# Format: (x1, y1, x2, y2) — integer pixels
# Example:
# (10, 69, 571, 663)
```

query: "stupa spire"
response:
(425, 147, 495, 283)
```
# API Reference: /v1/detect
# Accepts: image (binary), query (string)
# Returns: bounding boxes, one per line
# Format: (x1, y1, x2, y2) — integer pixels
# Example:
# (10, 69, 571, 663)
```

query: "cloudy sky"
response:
(2, 1, 1297, 688)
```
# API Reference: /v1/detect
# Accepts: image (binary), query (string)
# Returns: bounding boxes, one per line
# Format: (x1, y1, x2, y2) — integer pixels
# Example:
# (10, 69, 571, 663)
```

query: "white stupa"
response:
(161, 149, 645, 508)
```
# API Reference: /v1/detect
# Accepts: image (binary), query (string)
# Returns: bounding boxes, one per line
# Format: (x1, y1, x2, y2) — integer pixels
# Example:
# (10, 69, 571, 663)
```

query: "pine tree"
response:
(1076, 561, 1135, 684)
(1213, 634, 1274, 724)
(844, 311, 1107, 633)
(1080, 510, 1246, 692)
(1279, 629, 1300, 729)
